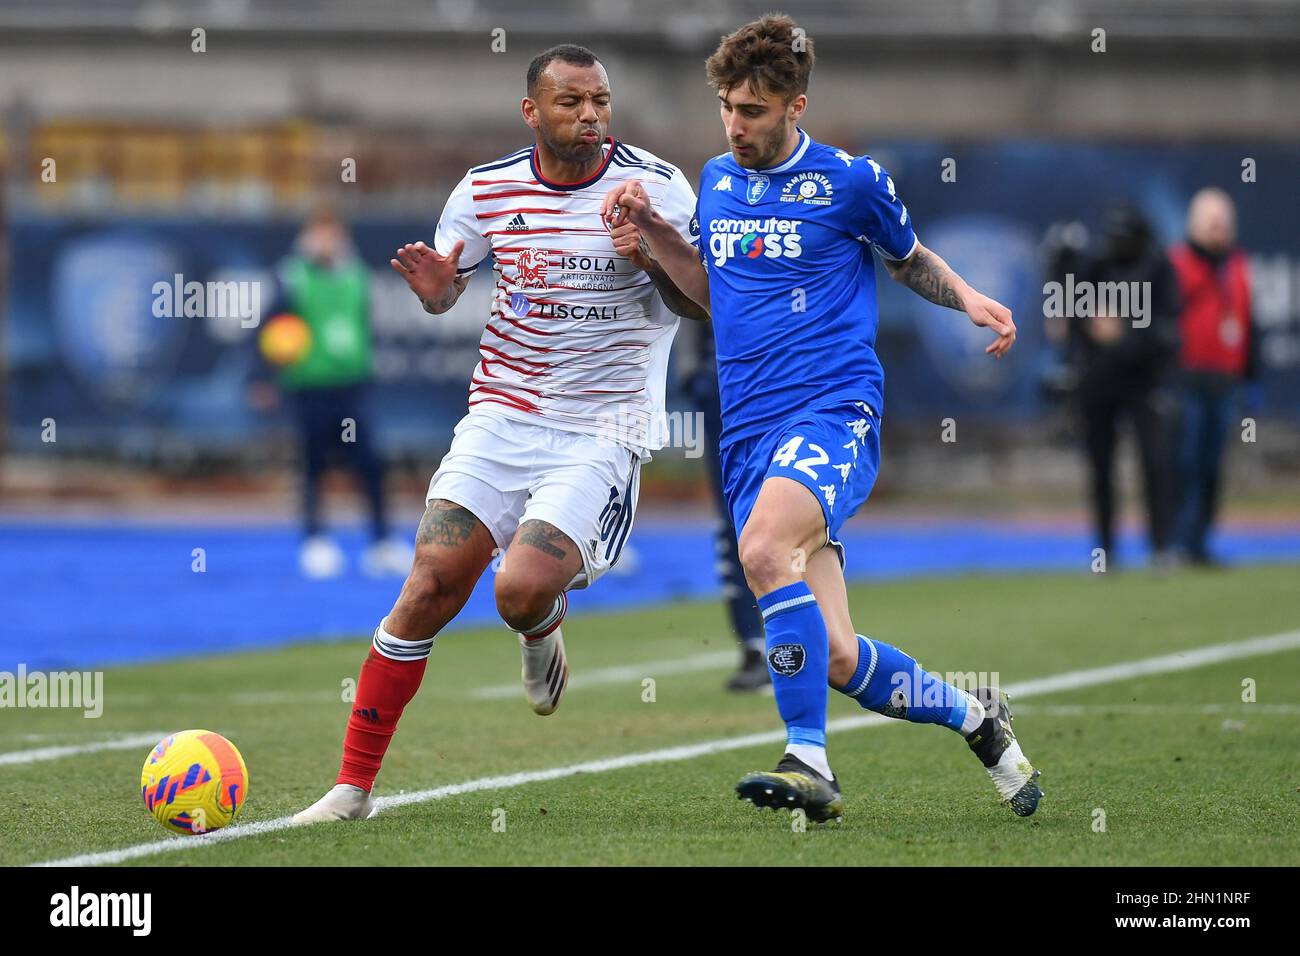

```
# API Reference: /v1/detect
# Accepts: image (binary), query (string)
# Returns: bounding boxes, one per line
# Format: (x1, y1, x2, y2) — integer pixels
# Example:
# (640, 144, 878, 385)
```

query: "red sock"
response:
(337, 645, 429, 791)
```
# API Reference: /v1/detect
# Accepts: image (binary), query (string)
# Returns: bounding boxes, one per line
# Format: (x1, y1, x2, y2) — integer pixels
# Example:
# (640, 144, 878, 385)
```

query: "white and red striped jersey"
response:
(432, 138, 698, 456)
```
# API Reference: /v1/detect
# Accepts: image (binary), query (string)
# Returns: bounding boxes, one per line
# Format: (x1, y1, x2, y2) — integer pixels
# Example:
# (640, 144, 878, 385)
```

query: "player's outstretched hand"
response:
(390, 239, 463, 302)
(965, 290, 1017, 358)
(602, 180, 653, 229)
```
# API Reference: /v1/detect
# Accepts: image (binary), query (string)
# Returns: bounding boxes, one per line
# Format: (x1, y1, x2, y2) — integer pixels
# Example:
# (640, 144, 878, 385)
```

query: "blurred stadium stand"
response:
(2, 0, 1297, 213)
(1, 0, 1298, 507)
(2, 0, 1300, 41)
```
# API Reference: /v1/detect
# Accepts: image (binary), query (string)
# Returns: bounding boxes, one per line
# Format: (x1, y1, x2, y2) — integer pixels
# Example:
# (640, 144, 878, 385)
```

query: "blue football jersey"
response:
(695, 128, 918, 449)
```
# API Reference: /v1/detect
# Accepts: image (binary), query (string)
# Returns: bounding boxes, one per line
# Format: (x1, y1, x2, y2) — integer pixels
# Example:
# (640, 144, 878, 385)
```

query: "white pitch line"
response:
(31, 718, 889, 869)
(122, 648, 740, 707)
(0, 732, 169, 768)
(205, 650, 739, 706)
(1001, 630, 1300, 699)
(217, 631, 1300, 706)
(468, 650, 738, 700)
(28, 628, 1300, 867)
(1011, 703, 1300, 717)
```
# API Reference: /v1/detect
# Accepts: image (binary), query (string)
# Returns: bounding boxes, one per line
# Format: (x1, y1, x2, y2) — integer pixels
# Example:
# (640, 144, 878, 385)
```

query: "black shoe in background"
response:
(725, 646, 771, 692)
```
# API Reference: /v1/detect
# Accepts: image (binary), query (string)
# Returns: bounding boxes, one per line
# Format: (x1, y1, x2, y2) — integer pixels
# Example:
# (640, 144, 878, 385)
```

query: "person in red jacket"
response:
(1169, 188, 1256, 566)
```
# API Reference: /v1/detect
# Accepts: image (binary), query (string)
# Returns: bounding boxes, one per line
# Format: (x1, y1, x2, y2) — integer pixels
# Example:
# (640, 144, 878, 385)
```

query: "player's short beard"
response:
(740, 118, 792, 170)
(538, 122, 602, 170)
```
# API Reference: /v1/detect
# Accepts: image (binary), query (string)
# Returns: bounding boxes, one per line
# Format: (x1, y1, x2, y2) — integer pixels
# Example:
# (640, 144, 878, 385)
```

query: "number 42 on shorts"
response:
(771, 435, 829, 480)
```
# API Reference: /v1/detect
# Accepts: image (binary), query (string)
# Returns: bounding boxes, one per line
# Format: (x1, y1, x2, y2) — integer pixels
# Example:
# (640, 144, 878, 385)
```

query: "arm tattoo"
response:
(416, 500, 480, 547)
(900, 248, 963, 311)
(517, 520, 570, 561)
(421, 290, 454, 314)
(645, 261, 710, 322)
(422, 275, 469, 315)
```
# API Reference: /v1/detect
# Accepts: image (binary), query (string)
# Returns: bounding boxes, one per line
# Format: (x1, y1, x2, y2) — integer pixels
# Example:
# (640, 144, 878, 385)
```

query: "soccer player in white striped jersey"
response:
(294, 44, 706, 824)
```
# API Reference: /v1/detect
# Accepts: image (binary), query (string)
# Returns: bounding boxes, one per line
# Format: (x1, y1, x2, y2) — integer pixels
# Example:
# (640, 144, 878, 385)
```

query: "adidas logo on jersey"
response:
(505, 213, 529, 231)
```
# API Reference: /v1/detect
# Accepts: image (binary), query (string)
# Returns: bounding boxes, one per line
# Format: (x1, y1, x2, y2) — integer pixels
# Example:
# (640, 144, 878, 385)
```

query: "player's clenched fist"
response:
(601, 180, 654, 229)
(390, 239, 465, 303)
(609, 221, 654, 271)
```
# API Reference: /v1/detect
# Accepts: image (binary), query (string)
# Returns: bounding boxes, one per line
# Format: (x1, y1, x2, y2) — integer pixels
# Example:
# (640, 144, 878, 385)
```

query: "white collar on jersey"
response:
(755, 127, 811, 174)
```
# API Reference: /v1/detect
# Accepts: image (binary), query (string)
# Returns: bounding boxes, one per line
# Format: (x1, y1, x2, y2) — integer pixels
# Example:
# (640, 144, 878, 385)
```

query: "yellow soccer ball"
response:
(140, 730, 249, 835)
(258, 312, 312, 366)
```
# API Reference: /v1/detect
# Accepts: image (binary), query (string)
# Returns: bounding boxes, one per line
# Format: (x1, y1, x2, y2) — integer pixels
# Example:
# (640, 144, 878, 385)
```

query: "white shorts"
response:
(426, 412, 642, 589)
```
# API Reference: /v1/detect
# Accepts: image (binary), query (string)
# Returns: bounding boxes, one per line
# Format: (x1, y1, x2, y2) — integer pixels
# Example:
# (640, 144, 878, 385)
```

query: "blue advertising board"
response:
(6, 140, 1299, 456)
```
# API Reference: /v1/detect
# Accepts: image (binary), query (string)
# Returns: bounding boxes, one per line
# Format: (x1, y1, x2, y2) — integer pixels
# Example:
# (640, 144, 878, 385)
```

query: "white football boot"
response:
(519, 595, 569, 716)
(965, 689, 1043, 817)
(291, 783, 378, 824)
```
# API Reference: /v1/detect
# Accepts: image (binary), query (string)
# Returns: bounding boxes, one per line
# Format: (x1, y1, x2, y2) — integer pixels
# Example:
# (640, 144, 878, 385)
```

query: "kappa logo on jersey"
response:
(860, 161, 902, 216)
(767, 643, 806, 677)
(745, 174, 770, 205)
(834, 149, 854, 168)
(516, 247, 549, 288)
(689, 216, 700, 237)
(505, 213, 529, 231)
(713, 175, 733, 192)
(707, 217, 803, 267)
(781, 172, 834, 206)
(820, 484, 837, 509)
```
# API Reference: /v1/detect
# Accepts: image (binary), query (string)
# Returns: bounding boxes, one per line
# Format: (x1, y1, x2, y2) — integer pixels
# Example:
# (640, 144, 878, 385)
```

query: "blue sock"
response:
(757, 582, 829, 750)
(832, 634, 975, 733)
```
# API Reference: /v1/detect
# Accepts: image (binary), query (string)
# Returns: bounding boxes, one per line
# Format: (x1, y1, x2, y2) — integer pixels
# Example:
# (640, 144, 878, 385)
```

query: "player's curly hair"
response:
(705, 12, 814, 102)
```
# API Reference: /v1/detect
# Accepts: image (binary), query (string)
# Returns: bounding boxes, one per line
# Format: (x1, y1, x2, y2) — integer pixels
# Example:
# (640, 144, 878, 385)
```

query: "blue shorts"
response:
(720, 400, 881, 565)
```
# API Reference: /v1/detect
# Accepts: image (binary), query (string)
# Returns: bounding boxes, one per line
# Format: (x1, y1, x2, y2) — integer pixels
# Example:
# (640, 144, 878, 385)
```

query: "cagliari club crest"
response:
(515, 246, 549, 288)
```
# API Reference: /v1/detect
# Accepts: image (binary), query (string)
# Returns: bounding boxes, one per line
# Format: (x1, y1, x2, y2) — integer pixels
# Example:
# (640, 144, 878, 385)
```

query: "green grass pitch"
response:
(4, 564, 1298, 866)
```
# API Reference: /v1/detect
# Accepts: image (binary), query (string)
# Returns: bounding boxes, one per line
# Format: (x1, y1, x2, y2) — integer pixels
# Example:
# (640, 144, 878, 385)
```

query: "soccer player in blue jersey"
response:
(603, 13, 1042, 822)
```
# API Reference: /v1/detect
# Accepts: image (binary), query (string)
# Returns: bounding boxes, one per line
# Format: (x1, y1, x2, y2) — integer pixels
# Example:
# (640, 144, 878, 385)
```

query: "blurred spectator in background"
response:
(678, 321, 768, 691)
(263, 208, 411, 579)
(1169, 187, 1256, 567)
(1046, 203, 1181, 567)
